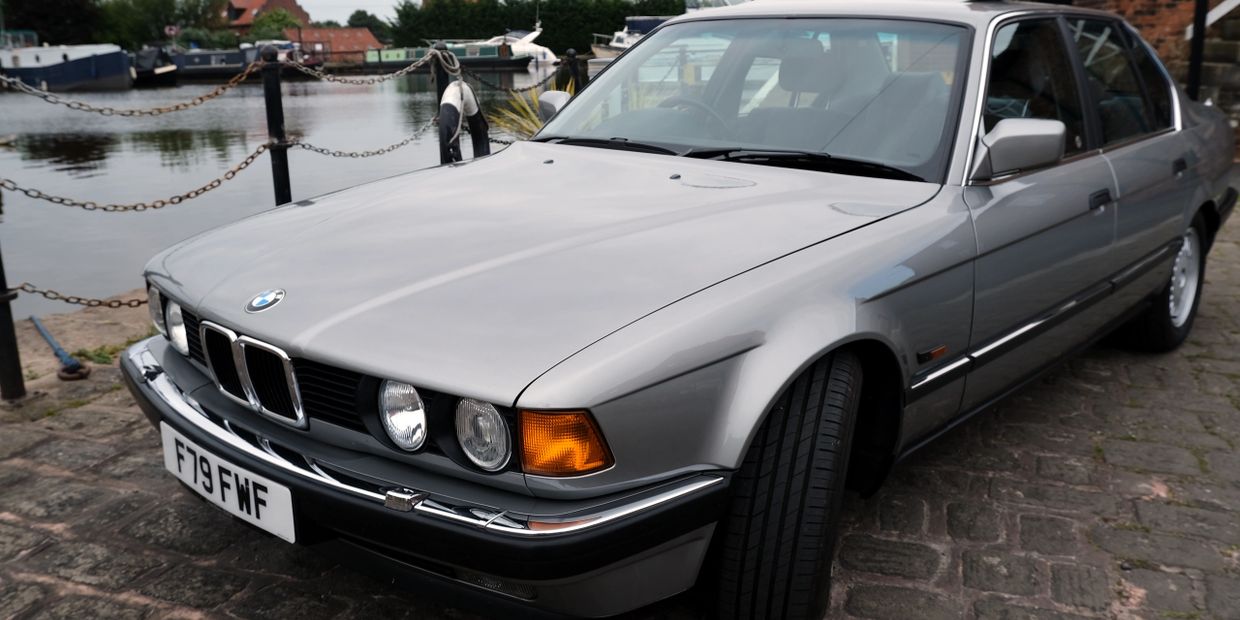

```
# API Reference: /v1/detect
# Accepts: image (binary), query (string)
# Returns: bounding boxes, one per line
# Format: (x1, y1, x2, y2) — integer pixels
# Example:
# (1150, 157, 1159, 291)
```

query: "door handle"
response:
(1173, 158, 1188, 175)
(1089, 189, 1112, 211)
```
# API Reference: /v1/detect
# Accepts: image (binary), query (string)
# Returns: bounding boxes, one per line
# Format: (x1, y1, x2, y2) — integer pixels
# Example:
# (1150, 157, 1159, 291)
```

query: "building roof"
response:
(284, 27, 384, 52)
(229, 0, 311, 28)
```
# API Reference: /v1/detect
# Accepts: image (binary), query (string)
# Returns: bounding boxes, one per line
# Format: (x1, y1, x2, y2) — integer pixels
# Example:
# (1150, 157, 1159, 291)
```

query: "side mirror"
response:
(971, 118, 1066, 181)
(537, 90, 571, 122)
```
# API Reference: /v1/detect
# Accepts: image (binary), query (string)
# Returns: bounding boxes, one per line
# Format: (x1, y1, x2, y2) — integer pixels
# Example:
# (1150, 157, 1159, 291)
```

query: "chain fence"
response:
(0, 63, 263, 117)
(284, 48, 462, 85)
(0, 143, 269, 212)
(460, 66, 560, 94)
(291, 117, 439, 157)
(14, 283, 147, 308)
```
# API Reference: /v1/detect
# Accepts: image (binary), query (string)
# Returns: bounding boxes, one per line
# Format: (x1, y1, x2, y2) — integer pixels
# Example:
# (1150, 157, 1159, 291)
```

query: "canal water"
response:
(0, 70, 550, 318)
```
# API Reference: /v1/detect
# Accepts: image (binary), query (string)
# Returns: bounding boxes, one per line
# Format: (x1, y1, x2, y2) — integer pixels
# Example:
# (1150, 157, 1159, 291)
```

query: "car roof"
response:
(667, 0, 1120, 29)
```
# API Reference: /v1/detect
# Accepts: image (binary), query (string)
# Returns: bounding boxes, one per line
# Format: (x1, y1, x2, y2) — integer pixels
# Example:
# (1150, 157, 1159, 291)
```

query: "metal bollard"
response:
(565, 49, 582, 90)
(433, 42, 450, 105)
(0, 235, 26, 400)
(1188, 0, 1208, 100)
(261, 45, 293, 205)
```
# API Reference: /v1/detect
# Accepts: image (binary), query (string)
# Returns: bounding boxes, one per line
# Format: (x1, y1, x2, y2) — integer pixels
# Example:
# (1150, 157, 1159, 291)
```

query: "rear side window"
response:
(1068, 18, 1161, 145)
(985, 19, 1087, 154)
(1128, 37, 1175, 130)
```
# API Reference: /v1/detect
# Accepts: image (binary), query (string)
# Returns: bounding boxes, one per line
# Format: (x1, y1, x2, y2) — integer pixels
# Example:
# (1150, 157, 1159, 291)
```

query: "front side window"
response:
(1069, 18, 1159, 145)
(538, 18, 968, 182)
(985, 18, 1087, 155)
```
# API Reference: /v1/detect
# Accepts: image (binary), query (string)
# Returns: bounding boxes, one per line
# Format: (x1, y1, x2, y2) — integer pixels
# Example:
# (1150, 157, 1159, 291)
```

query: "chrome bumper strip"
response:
(127, 339, 723, 537)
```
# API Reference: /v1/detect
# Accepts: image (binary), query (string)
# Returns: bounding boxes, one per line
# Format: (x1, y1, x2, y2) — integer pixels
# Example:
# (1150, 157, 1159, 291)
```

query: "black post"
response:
(261, 45, 292, 205)
(565, 48, 581, 90)
(0, 235, 26, 401)
(1188, 0, 1208, 100)
(433, 41, 450, 104)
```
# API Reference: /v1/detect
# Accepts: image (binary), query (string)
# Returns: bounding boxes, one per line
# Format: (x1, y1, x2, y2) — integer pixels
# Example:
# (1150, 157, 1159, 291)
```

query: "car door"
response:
(1067, 17, 1194, 290)
(959, 16, 1119, 413)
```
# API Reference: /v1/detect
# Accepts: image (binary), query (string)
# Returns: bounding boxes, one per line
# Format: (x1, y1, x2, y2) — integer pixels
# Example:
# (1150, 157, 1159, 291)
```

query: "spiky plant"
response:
(487, 78, 577, 141)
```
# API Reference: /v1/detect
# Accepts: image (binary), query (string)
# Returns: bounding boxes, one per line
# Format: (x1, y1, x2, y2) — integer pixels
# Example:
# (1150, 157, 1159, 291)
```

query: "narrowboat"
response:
(0, 44, 133, 91)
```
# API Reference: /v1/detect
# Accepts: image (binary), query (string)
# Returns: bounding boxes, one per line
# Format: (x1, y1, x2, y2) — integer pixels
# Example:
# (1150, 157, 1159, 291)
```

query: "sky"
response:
(300, 0, 399, 25)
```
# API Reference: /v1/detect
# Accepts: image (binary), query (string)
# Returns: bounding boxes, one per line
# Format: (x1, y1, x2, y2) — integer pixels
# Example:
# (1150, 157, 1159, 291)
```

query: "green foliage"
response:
(390, 0, 684, 54)
(176, 26, 239, 48)
(247, 7, 303, 41)
(176, 0, 228, 29)
(311, 19, 342, 28)
(347, 9, 392, 43)
(2, 0, 104, 44)
(97, 0, 179, 49)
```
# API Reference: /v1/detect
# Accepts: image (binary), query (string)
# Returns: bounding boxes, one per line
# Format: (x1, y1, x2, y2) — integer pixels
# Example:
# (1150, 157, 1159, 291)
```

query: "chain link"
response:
(291, 117, 438, 157)
(0, 144, 269, 212)
(15, 283, 147, 308)
(0, 63, 263, 117)
(284, 49, 461, 85)
(460, 66, 559, 94)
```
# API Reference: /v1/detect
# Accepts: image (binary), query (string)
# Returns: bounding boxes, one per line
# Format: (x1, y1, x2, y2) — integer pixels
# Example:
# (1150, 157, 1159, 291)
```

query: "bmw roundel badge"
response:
(245, 289, 285, 313)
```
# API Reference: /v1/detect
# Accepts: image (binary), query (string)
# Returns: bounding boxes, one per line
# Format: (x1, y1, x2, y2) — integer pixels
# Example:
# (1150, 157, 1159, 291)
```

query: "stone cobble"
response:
(2, 225, 1240, 619)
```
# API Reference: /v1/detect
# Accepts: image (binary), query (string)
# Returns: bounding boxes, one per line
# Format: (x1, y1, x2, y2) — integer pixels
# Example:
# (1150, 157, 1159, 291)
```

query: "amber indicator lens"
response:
(519, 410, 613, 477)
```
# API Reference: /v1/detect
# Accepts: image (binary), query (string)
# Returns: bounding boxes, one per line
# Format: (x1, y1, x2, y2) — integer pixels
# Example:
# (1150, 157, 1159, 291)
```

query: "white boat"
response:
(458, 26, 556, 68)
(591, 16, 673, 58)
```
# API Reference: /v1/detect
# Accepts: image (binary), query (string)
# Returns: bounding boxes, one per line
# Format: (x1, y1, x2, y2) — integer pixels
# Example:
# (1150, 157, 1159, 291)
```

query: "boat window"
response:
(539, 18, 968, 182)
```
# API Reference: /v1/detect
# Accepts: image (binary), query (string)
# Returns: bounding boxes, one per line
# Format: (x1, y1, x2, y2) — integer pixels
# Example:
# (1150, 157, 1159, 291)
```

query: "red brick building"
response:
(227, 0, 313, 33)
(283, 27, 384, 63)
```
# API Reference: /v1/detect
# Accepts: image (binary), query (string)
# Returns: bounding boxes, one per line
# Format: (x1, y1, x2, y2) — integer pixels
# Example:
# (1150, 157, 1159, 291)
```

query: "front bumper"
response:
(122, 337, 728, 617)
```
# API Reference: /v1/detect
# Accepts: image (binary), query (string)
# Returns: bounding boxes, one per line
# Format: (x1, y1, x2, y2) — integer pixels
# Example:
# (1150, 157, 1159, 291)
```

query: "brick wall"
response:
(1075, 0, 1222, 70)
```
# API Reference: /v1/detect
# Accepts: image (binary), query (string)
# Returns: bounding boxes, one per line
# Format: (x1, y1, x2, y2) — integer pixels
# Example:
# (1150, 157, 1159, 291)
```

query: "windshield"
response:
(539, 18, 969, 182)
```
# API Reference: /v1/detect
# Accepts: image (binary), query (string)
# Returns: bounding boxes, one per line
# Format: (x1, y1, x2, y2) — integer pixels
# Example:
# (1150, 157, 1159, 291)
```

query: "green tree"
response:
(248, 7, 302, 40)
(176, 26, 239, 48)
(2, 0, 103, 44)
(346, 9, 391, 43)
(97, 0, 178, 49)
(311, 19, 342, 28)
(176, 0, 229, 29)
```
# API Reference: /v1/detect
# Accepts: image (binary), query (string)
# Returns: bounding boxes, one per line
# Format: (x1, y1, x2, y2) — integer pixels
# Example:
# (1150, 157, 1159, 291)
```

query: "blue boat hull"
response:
(4, 50, 133, 91)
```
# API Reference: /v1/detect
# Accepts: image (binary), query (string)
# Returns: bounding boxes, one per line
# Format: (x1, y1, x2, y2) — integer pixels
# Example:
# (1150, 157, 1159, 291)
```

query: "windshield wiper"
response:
(532, 135, 681, 156)
(681, 148, 924, 182)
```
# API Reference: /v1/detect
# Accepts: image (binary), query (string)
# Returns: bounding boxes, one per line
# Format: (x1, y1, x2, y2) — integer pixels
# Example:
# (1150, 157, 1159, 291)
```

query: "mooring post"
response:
(565, 48, 581, 90)
(0, 235, 26, 401)
(261, 45, 292, 205)
(432, 41, 450, 104)
(1187, 0, 1208, 100)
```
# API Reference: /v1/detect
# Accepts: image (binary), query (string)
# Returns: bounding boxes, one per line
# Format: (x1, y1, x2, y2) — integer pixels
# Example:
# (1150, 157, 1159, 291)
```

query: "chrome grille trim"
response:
(200, 320, 307, 429)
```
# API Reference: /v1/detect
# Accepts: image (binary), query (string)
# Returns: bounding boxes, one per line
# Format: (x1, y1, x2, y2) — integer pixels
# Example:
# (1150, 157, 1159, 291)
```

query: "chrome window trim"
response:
(129, 339, 724, 538)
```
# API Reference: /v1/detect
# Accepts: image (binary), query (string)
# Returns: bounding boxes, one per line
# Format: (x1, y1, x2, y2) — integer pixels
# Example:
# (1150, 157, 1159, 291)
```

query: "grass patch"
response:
(71, 329, 159, 365)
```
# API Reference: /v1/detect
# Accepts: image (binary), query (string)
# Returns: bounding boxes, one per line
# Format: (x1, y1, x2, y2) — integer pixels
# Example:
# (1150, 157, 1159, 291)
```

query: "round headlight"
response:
(165, 300, 189, 356)
(455, 398, 510, 472)
(147, 285, 167, 336)
(380, 380, 427, 451)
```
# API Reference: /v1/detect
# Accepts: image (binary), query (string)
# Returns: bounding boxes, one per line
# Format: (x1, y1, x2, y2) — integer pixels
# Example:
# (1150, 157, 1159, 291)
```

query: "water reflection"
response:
(0, 69, 554, 317)
(16, 134, 119, 175)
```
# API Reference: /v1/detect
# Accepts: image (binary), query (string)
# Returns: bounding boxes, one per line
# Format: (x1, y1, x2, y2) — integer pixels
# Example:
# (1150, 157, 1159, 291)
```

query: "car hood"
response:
(148, 141, 939, 404)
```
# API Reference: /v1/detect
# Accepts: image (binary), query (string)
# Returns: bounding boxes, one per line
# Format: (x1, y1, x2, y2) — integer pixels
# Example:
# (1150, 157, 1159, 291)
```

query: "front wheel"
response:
(1119, 214, 1207, 352)
(715, 351, 861, 620)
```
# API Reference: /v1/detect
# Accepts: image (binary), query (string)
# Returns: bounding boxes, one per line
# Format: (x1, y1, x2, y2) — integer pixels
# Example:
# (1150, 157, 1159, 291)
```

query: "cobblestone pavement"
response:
(3, 225, 1240, 620)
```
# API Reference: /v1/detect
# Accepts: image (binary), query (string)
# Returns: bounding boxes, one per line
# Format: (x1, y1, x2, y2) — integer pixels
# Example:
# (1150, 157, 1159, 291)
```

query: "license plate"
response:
(160, 422, 296, 543)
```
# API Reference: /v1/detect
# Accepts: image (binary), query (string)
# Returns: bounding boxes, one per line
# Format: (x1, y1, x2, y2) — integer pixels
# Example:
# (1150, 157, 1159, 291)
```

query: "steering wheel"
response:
(658, 95, 732, 137)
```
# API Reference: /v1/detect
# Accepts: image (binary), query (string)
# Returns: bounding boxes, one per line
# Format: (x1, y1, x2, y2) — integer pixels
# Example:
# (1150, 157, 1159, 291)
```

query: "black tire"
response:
(1119, 214, 1207, 353)
(715, 351, 861, 620)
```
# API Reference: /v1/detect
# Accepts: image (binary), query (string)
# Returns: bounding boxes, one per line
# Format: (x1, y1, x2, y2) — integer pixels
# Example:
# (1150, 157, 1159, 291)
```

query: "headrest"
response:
(774, 38, 839, 94)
